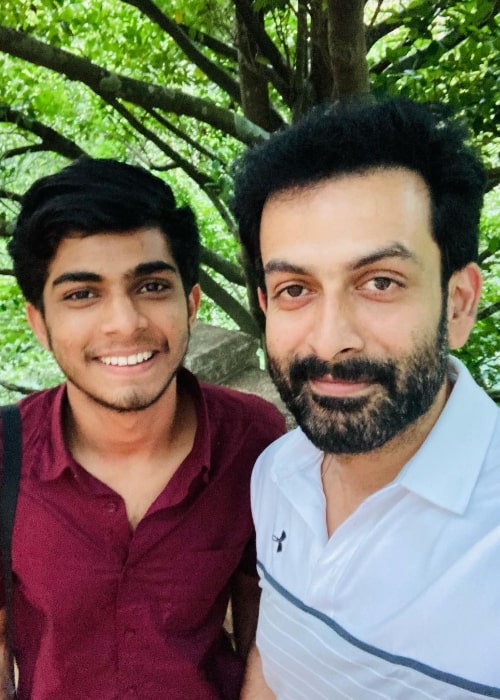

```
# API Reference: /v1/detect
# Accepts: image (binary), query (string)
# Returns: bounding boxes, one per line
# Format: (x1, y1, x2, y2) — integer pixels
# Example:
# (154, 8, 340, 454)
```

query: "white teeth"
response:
(100, 351, 154, 367)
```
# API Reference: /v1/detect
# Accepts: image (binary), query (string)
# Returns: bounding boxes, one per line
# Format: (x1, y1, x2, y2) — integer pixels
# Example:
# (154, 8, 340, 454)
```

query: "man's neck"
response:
(62, 377, 198, 528)
(64, 379, 180, 459)
(321, 379, 451, 536)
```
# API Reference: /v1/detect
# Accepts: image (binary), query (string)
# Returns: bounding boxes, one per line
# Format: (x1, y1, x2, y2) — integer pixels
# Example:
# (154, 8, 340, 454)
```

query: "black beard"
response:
(267, 313, 449, 454)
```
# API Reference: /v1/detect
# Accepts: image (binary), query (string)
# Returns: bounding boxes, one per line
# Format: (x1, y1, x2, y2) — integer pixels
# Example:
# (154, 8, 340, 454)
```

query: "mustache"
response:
(289, 355, 397, 389)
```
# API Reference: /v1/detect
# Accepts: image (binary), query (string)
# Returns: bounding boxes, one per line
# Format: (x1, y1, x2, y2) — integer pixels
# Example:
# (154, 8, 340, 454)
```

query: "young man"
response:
(0, 158, 285, 699)
(232, 98, 500, 698)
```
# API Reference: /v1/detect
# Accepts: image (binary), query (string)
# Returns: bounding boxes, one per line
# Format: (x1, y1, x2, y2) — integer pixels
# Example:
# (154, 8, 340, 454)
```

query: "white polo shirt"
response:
(252, 358, 500, 699)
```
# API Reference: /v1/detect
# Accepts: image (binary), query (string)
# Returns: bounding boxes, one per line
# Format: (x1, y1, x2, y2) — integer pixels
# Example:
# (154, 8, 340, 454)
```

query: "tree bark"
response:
(309, 0, 334, 103)
(328, 0, 370, 98)
(236, 7, 279, 132)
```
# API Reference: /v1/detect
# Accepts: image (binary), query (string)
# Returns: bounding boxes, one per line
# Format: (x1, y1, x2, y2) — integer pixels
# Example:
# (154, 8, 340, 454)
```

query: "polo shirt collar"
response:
(271, 357, 498, 518)
(40, 367, 213, 490)
(395, 357, 498, 514)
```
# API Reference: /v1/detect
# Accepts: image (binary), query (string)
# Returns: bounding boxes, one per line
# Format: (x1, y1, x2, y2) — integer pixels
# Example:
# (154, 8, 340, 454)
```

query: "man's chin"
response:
(70, 378, 175, 414)
(310, 390, 371, 413)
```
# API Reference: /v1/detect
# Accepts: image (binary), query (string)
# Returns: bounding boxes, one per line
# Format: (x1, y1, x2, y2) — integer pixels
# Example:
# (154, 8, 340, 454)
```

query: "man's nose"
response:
(99, 294, 148, 335)
(306, 295, 364, 361)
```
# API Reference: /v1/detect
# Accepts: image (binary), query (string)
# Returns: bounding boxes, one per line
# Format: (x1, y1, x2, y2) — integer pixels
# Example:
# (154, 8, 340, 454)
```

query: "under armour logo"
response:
(272, 530, 287, 552)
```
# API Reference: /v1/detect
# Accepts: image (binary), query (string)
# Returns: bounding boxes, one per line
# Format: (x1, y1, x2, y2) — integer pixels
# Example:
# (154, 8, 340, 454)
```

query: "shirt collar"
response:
(271, 357, 498, 517)
(395, 357, 499, 514)
(40, 384, 77, 481)
(40, 367, 212, 489)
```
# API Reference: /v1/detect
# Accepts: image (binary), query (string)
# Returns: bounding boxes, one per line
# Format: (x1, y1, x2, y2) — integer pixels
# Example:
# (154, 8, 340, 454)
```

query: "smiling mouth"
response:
(99, 351, 154, 367)
(309, 376, 372, 396)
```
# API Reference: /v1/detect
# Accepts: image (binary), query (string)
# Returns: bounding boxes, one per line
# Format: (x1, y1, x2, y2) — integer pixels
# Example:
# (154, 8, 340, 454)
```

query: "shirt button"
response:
(125, 628, 136, 640)
(105, 501, 118, 513)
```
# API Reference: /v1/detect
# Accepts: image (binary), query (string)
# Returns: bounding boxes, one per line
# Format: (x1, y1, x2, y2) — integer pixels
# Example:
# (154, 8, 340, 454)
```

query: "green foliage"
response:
(0, 240, 62, 402)
(0, 0, 498, 399)
(455, 192, 500, 399)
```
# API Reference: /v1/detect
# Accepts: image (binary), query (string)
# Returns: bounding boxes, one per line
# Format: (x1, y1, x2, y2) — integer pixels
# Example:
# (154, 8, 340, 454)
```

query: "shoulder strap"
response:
(0, 404, 22, 662)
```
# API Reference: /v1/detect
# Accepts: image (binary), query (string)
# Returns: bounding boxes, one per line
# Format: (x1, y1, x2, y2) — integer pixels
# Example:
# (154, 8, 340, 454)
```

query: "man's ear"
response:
(257, 287, 268, 315)
(187, 283, 201, 327)
(446, 263, 482, 350)
(26, 302, 50, 351)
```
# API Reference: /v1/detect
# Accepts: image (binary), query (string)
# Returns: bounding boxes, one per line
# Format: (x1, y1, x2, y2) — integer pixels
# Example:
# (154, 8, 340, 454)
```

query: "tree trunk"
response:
(328, 0, 370, 98)
(309, 0, 335, 103)
(236, 7, 275, 132)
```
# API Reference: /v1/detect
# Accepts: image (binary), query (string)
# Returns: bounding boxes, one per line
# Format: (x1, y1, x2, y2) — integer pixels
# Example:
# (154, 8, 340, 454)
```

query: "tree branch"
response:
(0, 189, 22, 203)
(233, 0, 294, 100)
(0, 379, 35, 396)
(367, 0, 385, 31)
(103, 97, 235, 229)
(198, 267, 259, 337)
(200, 248, 245, 286)
(372, 2, 499, 75)
(1, 143, 46, 159)
(0, 104, 86, 159)
(478, 246, 495, 265)
(486, 167, 500, 193)
(477, 300, 500, 321)
(365, 18, 399, 50)
(177, 24, 238, 63)
(147, 109, 225, 165)
(0, 27, 269, 146)
(119, 0, 242, 103)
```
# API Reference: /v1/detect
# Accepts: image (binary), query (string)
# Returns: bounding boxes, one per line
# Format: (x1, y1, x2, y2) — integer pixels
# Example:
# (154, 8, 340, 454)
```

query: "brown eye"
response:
(139, 281, 170, 293)
(284, 284, 304, 297)
(64, 289, 94, 301)
(372, 277, 392, 290)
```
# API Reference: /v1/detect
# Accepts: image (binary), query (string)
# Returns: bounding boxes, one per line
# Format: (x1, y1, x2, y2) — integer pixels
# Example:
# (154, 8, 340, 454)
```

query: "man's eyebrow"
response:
(51, 261, 177, 288)
(350, 243, 420, 270)
(52, 271, 102, 287)
(263, 260, 309, 276)
(131, 261, 177, 277)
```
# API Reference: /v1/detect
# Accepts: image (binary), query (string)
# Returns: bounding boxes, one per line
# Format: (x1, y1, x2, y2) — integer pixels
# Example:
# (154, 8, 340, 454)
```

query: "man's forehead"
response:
(262, 166, 429, 209)
(46, 228, 178, 280)
(259, 168, 435, 276)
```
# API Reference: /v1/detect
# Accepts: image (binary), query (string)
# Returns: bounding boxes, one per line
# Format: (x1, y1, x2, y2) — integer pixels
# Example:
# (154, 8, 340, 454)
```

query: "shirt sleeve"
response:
(237, 533, 258, 578)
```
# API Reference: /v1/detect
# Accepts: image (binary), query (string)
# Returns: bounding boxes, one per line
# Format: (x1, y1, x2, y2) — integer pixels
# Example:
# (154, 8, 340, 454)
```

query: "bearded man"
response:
(232, 98, 500, 699)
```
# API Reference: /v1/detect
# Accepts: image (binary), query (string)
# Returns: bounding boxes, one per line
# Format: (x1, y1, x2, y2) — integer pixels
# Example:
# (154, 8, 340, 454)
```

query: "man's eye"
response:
(139, 281, 169, 293)
(281, 284, 305, 298)
(368, 277, 396, 291)
(64, 289, 94, 301)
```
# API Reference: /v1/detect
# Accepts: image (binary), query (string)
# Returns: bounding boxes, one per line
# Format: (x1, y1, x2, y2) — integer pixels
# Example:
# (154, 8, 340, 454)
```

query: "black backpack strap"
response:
(0, 404, 22, 684)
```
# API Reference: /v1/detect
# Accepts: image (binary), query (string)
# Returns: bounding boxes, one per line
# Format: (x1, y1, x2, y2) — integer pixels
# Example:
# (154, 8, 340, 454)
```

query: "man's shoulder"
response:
(253, 428, 315, 481)
(0, 385, 64, 444)
(258, 426, 304, 455)
(18, 384, 63, 416)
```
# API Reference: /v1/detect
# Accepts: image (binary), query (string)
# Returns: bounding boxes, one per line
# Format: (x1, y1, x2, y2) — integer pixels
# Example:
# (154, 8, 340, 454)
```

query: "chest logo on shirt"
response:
(272, 530, 287, 553)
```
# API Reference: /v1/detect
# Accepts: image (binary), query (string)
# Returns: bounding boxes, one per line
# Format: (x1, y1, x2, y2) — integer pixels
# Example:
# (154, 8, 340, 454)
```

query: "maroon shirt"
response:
(0, 369, 285, 700)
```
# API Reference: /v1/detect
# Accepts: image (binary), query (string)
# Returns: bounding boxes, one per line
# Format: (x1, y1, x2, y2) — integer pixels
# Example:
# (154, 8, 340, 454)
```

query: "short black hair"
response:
(232, 97, 485, 287)
(8, 157, 200, 307)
